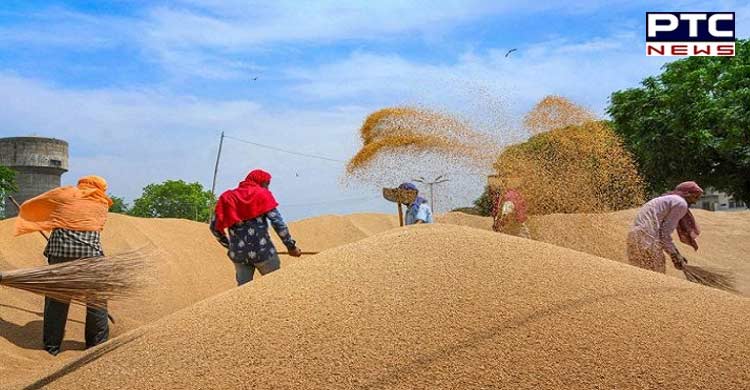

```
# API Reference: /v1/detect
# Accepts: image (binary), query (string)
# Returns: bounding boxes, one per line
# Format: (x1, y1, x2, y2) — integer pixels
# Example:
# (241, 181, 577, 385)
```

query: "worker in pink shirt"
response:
(626, 181, 704, 273)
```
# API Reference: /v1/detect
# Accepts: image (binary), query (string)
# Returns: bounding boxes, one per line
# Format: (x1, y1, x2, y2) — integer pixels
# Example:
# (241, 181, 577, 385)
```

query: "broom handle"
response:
(7, 196, 116, 324)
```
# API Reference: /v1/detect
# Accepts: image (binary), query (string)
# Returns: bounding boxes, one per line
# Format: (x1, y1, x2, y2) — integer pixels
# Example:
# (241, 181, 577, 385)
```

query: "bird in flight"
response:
(505, 48, 517, 57)
(252, 76, 259, 81)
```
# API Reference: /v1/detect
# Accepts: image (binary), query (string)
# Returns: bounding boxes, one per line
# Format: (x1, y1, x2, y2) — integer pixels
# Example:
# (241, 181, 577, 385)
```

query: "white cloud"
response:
(284, 31, 669, 120)
(0, 7, 136, 49)
(0, 73, 389, 220)
(2, 0, 748, 220)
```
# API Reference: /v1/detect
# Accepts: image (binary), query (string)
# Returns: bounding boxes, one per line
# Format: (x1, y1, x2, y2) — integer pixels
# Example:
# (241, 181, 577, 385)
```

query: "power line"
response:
(283, 195, 380, 208)
(223, 135, 346, 163)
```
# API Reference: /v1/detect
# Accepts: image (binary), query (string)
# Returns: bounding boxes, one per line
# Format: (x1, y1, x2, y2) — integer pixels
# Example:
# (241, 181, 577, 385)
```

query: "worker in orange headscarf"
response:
(15, 175, 113, 356)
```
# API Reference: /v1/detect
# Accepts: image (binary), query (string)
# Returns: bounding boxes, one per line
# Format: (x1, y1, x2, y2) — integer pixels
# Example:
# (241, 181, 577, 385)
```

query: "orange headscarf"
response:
(14, 175, 113, 236)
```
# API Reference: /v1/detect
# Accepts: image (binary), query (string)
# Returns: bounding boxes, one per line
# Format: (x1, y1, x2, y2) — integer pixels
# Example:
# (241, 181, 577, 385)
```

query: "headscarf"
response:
(398, 183, 425, 213)
(14, 175, 113, 236)
(213, 169, 279, 232)
(664, 181, 703, 251)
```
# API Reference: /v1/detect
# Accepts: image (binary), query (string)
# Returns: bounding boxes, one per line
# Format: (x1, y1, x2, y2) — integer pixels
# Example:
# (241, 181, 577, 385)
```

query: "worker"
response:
(14, 176, 113, 356)
(398, 183, 433, 225)
(492, 187, 531, 239)
(211, 169, 302, 286)
(626, 181, 704, 273)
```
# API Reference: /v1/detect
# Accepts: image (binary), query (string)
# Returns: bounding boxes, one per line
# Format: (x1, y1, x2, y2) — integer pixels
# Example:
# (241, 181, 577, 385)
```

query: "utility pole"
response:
(211, 131, 225, 196)
(413, 175, 450, 213)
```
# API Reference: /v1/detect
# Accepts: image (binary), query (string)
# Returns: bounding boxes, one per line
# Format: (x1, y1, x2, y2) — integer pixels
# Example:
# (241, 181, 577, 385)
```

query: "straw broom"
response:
(673, 254, 737, 292)
(5, 196, 150, 320)
(682, 264, 737, 293)
(0, 250, 152, 309)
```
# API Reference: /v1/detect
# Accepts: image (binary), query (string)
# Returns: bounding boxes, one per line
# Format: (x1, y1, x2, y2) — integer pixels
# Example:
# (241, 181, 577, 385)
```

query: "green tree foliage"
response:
(0, 165, 17, 194)
(130, 180, 215, 222)
(472, 186, 496, 216)
(608, 39, 750, 202)
(109, 195, 130, 214)
(0, 165, 18, 218)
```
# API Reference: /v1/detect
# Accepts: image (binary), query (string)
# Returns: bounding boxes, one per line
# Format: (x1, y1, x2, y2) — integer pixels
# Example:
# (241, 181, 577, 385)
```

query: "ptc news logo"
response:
(647, 12, 735, 56)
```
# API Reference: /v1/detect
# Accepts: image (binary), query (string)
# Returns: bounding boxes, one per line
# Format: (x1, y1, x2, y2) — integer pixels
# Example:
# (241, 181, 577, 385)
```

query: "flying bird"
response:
(505, 48, 517, 57)
(252, 76, 259, 81)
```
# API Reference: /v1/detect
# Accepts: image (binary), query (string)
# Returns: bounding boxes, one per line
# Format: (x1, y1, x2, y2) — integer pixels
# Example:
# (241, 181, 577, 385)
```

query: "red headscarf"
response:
(665, 181, 703, 251)
(492, 188, 528, 231)
(213, 169, 279, 232)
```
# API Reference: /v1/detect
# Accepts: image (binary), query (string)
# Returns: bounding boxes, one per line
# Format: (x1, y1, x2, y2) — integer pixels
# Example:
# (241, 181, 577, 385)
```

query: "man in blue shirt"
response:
(399, 183, 433, 225)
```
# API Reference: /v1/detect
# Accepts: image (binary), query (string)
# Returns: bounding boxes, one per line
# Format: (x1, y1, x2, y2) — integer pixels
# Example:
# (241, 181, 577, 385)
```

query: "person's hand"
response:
(288, 247, 303, 257)
(671, 253, 687, 270)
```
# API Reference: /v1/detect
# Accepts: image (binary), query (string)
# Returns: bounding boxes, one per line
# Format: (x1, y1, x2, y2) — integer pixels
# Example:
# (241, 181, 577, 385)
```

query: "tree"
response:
(130, 180, 215, 222)
(109, 195, 130, 214)
(0, 165, 18, 218)
(472, 186, 496, 216)
(608, 39, 750, 203)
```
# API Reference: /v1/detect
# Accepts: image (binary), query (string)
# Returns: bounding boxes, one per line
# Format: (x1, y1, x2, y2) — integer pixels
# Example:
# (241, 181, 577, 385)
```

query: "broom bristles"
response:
(682, 264, 737, 293)
(0, 249, 154, 308)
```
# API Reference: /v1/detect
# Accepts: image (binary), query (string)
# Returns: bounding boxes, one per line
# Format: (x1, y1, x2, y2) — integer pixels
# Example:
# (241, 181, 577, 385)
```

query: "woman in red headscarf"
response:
(210, 169, 302, 286)
(492, 188, 531, 239)
(626, 181, 704, 273)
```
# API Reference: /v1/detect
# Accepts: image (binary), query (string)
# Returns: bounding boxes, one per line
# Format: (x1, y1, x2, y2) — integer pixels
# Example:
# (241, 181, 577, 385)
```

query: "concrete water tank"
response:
(0, 137, 69, 218)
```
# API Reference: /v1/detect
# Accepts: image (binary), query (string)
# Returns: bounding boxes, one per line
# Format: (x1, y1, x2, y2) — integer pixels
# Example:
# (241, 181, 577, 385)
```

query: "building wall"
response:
(697, 188, 747, 211)
(0, 137, 69, 218)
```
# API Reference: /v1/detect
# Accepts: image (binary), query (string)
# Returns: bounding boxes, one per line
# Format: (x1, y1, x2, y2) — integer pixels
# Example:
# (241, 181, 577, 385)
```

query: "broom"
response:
(6, 196, 134, 324)
(682, 264, 737, 293)
(675, 255, 737, 292)
(0, 249, 152, 309)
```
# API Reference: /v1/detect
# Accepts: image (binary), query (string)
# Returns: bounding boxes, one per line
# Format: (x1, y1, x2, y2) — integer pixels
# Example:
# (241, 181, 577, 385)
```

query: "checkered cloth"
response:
(44, 228, 104, 259)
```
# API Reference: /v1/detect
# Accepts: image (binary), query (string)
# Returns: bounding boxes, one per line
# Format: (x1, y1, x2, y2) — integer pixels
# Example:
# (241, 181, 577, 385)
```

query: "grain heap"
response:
(27, 224, 750, 390)
(437, 209, 750, 296)
(0, 212, 400, 390)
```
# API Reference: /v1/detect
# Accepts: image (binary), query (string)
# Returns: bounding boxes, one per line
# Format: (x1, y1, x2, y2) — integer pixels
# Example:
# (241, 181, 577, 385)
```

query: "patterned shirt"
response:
(210, 208, 296, 265)
(44, 228, 105, 259)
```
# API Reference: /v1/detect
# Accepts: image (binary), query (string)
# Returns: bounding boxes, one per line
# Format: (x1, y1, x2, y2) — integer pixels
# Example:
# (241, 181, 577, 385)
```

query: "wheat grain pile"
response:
(437, 210, 750, 296)
(0, 213, 399, 389)
(25, 224, 750, 390)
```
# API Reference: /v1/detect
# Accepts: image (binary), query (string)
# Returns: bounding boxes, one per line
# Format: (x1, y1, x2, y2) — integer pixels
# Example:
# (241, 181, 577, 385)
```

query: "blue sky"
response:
(1, 1, 748, 220)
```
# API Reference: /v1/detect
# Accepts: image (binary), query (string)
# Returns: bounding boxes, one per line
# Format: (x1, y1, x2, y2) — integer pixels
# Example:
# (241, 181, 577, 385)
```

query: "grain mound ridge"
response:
(0, 212, 399, 389)
(439, 210, 750, 295)
(0, 214, 235, 389)
(29, 224, 750, 390)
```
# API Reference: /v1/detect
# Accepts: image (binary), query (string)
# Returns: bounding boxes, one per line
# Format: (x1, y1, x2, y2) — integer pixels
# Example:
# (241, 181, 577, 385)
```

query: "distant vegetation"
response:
(0, 165, 17, 218)
(609, 39, 750, 203)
